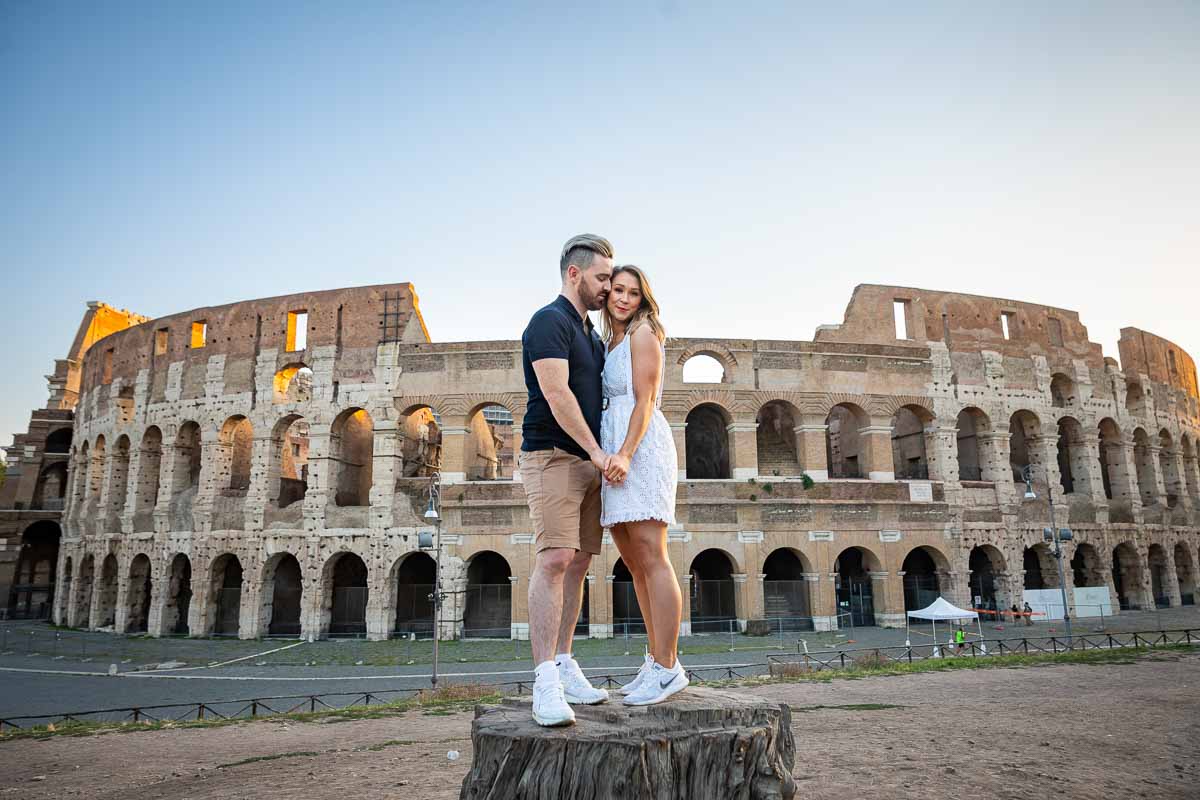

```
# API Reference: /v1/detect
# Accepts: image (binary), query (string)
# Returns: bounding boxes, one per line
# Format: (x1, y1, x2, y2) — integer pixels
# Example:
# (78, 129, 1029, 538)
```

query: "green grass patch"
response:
(218, 750, 319, 769)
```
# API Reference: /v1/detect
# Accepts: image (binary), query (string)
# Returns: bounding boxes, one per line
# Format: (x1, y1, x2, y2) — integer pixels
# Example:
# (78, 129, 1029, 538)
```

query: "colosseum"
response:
(3, 283, 1199, 640)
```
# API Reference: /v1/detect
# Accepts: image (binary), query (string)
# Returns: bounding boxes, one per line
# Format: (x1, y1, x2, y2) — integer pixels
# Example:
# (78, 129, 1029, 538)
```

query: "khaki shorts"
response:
(519, 447, 603, 554)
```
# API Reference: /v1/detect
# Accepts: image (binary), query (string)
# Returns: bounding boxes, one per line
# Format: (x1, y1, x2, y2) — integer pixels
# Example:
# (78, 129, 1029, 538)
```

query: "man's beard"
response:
(580, 285, 608, 311)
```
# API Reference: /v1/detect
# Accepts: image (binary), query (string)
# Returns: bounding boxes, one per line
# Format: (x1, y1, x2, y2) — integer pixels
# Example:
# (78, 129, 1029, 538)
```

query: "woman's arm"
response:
(605, 324, 663, 482)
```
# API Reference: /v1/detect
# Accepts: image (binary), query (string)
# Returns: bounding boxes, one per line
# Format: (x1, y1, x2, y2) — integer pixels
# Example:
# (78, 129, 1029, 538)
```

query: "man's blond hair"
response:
(559, 233, 614, 277)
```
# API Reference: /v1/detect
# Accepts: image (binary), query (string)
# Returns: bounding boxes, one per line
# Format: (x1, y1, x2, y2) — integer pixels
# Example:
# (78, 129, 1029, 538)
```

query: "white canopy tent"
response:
(905, 596, 984, 655)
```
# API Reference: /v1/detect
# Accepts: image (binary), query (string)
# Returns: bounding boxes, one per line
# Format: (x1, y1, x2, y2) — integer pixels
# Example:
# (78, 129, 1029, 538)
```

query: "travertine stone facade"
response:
(27, 283, 1200, 639)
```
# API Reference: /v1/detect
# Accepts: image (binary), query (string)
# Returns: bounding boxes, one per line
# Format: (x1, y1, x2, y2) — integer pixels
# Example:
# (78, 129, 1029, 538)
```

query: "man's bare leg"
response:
(529, 547, 574, 665)
(555, 550, 592, 655)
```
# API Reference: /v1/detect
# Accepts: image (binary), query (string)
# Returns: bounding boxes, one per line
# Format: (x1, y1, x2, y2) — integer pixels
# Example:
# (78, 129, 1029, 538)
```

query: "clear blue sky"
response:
(3, 1, 1198, 441)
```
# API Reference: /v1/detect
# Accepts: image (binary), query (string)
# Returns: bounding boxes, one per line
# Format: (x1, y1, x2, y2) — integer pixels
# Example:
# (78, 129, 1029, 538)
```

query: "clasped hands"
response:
(591, 450, 631, 484)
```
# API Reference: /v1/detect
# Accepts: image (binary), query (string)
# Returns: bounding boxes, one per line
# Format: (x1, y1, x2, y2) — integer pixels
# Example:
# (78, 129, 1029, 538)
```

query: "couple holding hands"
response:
(519, 233, 685, 727)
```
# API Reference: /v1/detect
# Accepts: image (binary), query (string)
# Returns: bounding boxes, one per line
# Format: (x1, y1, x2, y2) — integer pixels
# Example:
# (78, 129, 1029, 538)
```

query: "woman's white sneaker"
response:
(532, 679, 576, 727)
(618, 654, 654, 696)
(623, 661, 689, 706)
(557, 656, 609, 705)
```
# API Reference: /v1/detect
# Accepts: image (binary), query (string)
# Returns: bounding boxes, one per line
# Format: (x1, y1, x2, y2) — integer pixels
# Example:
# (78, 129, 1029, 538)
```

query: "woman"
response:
(599, 265, 686, 706)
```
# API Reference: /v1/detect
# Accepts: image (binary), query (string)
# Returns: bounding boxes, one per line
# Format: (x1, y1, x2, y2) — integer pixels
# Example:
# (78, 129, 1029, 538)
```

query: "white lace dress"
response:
(600, 335, 678, 527)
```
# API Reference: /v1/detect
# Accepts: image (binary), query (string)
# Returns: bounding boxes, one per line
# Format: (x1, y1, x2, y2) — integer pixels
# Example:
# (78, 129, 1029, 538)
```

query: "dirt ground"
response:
(2, 653, 1198, 799)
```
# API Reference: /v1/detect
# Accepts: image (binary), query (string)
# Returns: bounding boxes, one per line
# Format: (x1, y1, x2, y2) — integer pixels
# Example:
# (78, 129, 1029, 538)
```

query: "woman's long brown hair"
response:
(600, 264, 666, 343)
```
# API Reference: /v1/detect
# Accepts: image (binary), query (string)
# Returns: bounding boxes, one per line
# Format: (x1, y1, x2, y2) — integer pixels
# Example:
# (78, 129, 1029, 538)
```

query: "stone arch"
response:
(272, 362, 313, 404)
(834, 546, 879, 627)
(74, 553, 95, 627)
(133, 426, 163, 532)
(390, 551, 436, 637)
(218, 415, 254, 491)
(330, 408, 374, 507)
(169, 422, 203, 530)
(1023, 543, 1059, 590)
(1050, 373, 1076, 408)
(124, 553, 153, 633)
(677, 344, 736, 383)
(108, 435, 132, 524)
(163, 553, 192, 635)
(1182, 435, 1200, 502)
(1097, 418, 1123, 502)
(1055, 416, 1090, 496)
(685, 402, 732, 479)
(32, 462, 68, 511)
(956, 407, 991, 482)
(95, 553, 119, 629)
(901, 545, 951, 612)
(756, 399, 801, 476)
(399, 403, 442, 478)
(1158, 429, 1182, 508)
(464, 403, 514, 481)
(88, 435, 106, 505)
(1148, 544, 1171, 607)
(207, 553, 244, 636)
(268, 414, 309, 511)
(826, 402, 869, 479)
(260, 552, 303, 636)
(968, 544, 1008, 614)
(761, 547, 812, 629)
(1132, 428, 1157, 506)
(1112, 542, 1145, 610)
(463, 551, 512, 638)
(44, 427, 72, 454)
(1070, 543, 1104, 588)
(1173, 542, 1196, 605)
(6, 520, 60, 620)
(689, 549, 738, 632)
(321, 551, 369, 637)
(1008, 410, 1042, 484)
(891, 404, 933, 480)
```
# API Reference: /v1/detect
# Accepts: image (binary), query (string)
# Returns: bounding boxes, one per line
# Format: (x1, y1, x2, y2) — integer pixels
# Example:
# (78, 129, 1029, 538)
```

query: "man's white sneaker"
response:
(623, 661, 689, 706)
(532, 679, 576, 727)
(618, 654, 654, 696)
(557, 656, 609, 705)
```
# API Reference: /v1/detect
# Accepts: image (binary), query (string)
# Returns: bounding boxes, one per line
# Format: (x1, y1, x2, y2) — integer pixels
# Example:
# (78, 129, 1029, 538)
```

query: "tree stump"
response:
(459, 686, 796, 799)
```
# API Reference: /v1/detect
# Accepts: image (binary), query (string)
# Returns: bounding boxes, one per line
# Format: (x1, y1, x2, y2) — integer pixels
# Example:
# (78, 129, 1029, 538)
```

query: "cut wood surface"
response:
(459, 686, 796, 799)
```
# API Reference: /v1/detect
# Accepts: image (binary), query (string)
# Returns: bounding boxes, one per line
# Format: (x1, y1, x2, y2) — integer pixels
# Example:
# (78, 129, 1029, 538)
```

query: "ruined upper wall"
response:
(53, 302, 149, 410)
(815, 284, 1104, 366)
(1119, 328, 1199, 400)
(77, 284, 429, 394)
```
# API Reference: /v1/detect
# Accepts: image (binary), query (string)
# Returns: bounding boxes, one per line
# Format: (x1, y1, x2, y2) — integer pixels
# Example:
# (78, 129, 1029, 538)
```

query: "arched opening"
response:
(270, 415, 309, 510)
(326, 553, 368, 636)
(44, 427, 72, 454)
(107, 436, 132, 527)
(1050, 373, 1075, 408)
(169, 422, 203, 529)
(1008, 410, 1040, 485)
(209, 554, 243, 636)
(1070, 543, 1104, 588)
(891, 405, 931, 480)
(218, 416, 254, 491)
(393, 552, 436, 637)
(834, 547, 877, 627)
(1097, 419, 1123, 501)
(1183, 437, 1200, 502)
(74, 554, 95, 627)
(1132, 428, 1157, 506)
(956, 408, 989, 482)
(263, 554, 303, 636)
(331, 408, 374, 506)
(826, 403, 867, 479)
(163, 554, 192, 635)
(1174, 543, 1196, 606)
(463, 551, 512, 637)
(273, 363, 313, 403)
(6, 521, 60, 620)
(968, 545, 1006, 616)
(762, 548, 812, 630)
(133, 427, 163, 532)
(1056, 417, 1089, 495)
(1148, 544, 1170, 608)
(681, 354, 726, 384)
(32, 463, 68, 511)
(689, 549, 737, 632)
(464, 403, 514, 480)
(125, 554, 152, 633)
(756, 401, 801, 477)
(685, 403, 731, 479)
(1158, 431, 1181, 508)
(95, 554, 119, 628)
(612, 558, 644, 635)
(902, 547, 944, 612)
(1112, 543, 1144, 611)
(399, 405, 442, 477)
(1023, 544, 1059, 590)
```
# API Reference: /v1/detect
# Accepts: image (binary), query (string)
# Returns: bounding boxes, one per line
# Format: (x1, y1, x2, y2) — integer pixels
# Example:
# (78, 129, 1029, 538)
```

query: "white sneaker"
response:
(623, 660, 689, 706)
(619, 654, 654, 696)
(557, 656, 609, 705)
(532, 678, 576, 727)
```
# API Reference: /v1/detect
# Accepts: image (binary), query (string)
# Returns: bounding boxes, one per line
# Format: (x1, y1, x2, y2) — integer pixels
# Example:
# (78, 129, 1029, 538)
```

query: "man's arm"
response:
(531, 358, 608, 471)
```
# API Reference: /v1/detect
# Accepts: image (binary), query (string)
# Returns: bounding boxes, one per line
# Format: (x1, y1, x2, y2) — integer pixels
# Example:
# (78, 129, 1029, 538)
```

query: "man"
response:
(1023, 601, 1034, 626)
(519, 233, 614, 727)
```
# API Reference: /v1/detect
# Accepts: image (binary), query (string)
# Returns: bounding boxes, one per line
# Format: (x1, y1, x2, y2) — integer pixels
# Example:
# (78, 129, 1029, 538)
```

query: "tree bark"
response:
(460, 686, 795, 799)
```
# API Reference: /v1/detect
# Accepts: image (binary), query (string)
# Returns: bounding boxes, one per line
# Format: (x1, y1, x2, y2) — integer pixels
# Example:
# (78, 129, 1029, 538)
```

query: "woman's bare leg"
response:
(626, 519, 681, 668)
(609, 524, 656, 649)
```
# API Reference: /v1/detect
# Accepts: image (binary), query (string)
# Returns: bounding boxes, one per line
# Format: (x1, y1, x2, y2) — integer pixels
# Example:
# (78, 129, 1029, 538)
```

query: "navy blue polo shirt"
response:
(521, 295, 605, 460)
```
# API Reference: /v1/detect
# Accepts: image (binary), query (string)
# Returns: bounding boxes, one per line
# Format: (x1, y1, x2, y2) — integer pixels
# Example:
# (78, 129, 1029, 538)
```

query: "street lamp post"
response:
(1020, 464, 1074, 648)
(421, 471, 443, 689)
